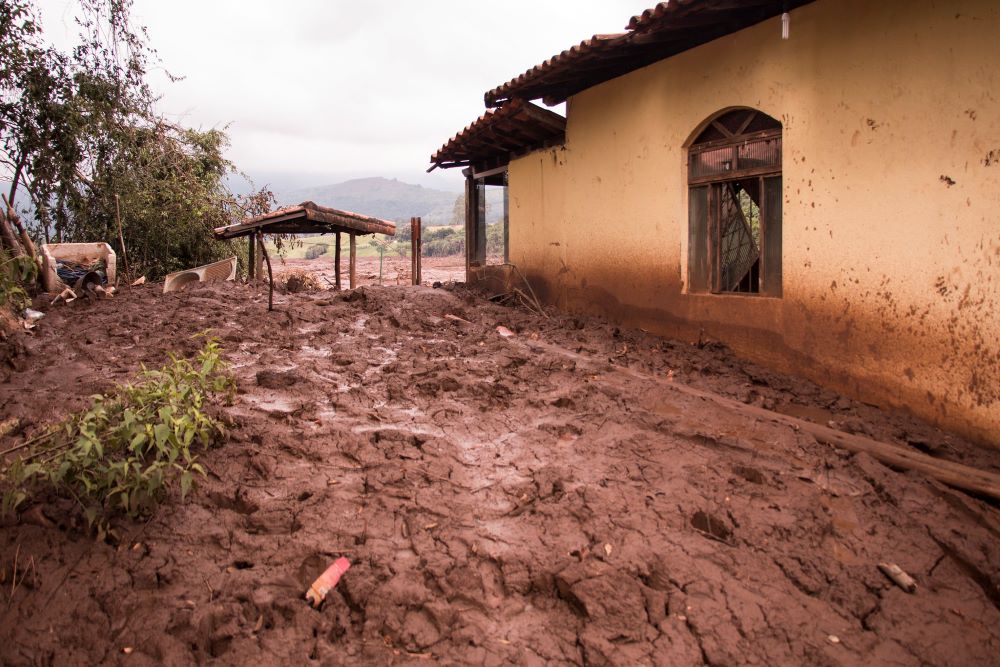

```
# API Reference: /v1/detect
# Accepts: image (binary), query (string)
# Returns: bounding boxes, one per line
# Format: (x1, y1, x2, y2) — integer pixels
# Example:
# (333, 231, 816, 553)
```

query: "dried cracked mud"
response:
(1, 280, 999, 665)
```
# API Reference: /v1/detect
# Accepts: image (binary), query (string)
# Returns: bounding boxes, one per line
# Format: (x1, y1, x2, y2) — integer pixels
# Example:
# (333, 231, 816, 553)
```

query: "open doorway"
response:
(465, 166, 508, 270)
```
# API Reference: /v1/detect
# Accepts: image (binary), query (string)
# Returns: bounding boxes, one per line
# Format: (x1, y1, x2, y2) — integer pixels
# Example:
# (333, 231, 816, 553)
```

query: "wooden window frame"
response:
(687, 110, 782, 297)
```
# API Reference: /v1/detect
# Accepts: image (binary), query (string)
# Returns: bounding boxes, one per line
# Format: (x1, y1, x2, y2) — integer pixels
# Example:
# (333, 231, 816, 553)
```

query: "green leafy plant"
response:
(0, 337, 234, 532)
(0, 249, 38, 312)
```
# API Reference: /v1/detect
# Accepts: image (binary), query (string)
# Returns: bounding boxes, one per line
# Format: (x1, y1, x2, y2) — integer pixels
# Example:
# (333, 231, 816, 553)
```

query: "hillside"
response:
(278, 176, 505, 227)
(278, 177, 458, 226)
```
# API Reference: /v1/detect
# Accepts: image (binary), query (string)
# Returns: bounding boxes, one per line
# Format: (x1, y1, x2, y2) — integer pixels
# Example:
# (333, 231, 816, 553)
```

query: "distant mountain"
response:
(1, 175, 503, 230)
(278, 177, 460, 226)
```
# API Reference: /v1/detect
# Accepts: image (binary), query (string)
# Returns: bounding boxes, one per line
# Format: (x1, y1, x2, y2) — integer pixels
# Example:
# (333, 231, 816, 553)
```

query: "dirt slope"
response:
(1, 282, 998, 665)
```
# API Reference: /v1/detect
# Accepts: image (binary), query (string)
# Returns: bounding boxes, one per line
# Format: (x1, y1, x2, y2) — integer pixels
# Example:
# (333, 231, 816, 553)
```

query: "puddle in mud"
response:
(299, 345, 333, 358)
(296, 324, 324, 335)
(243, 394, 298, 415)
(313, 407, 338, 423)
(691, 510, 733, 542)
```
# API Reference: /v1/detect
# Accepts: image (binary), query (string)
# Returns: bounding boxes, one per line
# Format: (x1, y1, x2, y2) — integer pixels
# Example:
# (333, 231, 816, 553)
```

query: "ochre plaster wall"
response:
(506, 0, 1000, 447)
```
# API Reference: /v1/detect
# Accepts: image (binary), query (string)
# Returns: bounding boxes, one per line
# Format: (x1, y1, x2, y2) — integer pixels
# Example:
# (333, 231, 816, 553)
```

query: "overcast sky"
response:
(36, 1, 653, 193)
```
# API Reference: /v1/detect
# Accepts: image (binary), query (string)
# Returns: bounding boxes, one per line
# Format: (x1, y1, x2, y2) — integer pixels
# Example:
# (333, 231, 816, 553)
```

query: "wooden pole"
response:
(254, 235, 264, 281)
(666, 380, 1000, 501)
(410, 217, 418, 286)
(463, 171, 477, 277)
(248, 235, 256, 280)
(257, 232, 274, 311)
(416, 217, 422, 285)
(520, 336, 1000, 501)
(334, 232, 342, 290)
(113, 194, 130, 285)
(349, 233, 356, 289)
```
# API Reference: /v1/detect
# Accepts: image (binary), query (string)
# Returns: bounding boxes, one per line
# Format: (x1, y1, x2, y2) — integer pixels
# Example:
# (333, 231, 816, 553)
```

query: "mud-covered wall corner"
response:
(506, 0, 1000, 447)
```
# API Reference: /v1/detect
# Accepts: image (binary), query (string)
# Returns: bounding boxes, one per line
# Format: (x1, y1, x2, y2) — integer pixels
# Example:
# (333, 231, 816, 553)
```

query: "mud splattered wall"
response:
(507, 0, 1000, 447)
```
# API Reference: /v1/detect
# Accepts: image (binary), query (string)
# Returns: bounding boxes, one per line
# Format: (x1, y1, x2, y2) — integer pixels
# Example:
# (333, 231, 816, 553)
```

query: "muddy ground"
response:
(273, 255, 466, 288)
(1, 277, 999, 666)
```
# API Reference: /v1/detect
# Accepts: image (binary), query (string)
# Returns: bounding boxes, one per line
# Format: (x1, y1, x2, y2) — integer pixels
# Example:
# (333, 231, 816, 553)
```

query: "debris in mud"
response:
(690, 510, 733, 543)
(22, 309, 44, 324)
(50, 287, 77, 305)
(0, 417, 18, 439)
(878, 562, 917, 593)
(256, 369, 300, 389)
(305, 557, 351, 608)
(732, 464, 766, 484)
(281, 270, 320, 294)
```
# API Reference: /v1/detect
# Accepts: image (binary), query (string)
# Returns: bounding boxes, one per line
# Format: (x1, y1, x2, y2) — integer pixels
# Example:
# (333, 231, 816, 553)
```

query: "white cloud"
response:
(34, 0, 652, 191)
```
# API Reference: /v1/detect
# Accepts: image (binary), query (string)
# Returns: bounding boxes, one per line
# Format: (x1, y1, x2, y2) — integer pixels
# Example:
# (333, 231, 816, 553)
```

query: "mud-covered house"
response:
(430, 0, 1000, 446)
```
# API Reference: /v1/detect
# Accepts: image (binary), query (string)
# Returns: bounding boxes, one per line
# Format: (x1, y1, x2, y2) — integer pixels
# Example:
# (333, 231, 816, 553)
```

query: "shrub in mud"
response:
(0, 337, 234, 536)
(0, 249, 37, 313)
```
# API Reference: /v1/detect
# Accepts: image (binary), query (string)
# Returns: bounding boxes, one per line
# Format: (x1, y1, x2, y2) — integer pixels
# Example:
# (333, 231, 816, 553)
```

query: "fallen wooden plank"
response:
(667, 379, 1000, 501)
(518, 337, 1000, 501)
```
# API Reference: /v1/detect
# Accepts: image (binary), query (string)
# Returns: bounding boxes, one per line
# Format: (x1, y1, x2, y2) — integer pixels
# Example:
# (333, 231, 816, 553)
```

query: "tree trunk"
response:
(7, 151, 25, 209)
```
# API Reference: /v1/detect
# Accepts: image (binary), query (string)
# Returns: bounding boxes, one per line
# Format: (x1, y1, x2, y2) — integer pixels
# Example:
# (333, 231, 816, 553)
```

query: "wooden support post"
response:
(334, 232, 342, 290)
(410, 217, 418, 286)
(476, 181, 486, 263)
(416, 217, 422, 285)
(463, 170, 475, 277)
(349, 233, 356, 289)
(254, 235, 264, 282)
(248, 235, 256, 280)
(257, 232, 274, 311)
(410, 217, 415, 284)
(502, 172, 509, 265)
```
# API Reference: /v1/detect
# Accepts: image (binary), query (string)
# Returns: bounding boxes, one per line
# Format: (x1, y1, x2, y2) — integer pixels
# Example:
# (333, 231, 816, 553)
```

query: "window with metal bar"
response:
(688, 109, 782, 296)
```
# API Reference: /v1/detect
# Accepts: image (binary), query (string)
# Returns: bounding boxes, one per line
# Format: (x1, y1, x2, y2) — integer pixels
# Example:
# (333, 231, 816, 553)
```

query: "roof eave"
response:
(485, 0, 818, 108)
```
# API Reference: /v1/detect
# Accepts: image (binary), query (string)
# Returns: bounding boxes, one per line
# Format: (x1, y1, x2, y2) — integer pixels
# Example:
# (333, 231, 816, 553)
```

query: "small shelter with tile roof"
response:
(213, 201, 395, 292)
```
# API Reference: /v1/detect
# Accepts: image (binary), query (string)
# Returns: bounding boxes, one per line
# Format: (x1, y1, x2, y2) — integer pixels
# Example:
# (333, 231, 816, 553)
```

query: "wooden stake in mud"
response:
(416, 216, 422, 285)
(410, 217, 422, 286)
(257, 231, 274, 311)
(349, 232, 356, 289)
(334, 232, 342, 291)
(113, 194, 130, 285)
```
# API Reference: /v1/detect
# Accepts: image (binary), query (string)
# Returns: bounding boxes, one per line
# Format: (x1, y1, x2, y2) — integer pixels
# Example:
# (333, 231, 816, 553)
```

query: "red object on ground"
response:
(305, 557, 351, 608)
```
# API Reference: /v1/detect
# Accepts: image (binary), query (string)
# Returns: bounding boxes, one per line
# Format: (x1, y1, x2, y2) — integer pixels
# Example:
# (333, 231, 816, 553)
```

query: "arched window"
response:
(687, 109, 782, 296)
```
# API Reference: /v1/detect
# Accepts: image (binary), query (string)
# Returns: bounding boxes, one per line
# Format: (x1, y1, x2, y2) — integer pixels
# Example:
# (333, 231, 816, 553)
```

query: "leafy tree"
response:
(486, 222, 504, 257)
(450, 193, 464, 226)
(423, 226, 464, 257)
(0, 0, 272, 280)
(304, 243, 328, 260)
